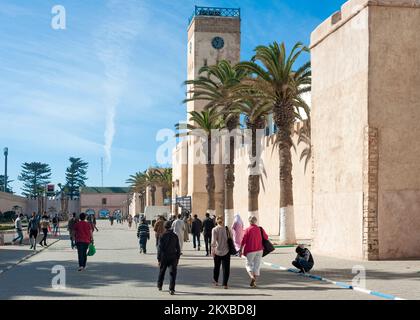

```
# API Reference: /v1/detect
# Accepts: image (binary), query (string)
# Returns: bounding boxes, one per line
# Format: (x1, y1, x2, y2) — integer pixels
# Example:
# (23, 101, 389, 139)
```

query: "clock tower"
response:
(185, 6, 241, 219)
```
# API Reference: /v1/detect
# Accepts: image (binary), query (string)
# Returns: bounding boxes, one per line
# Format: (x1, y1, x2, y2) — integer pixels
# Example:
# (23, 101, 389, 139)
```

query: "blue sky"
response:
(0, 0, 346, 195)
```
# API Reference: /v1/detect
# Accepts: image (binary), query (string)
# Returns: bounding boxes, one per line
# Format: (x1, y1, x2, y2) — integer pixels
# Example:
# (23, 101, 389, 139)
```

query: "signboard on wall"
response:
(99, 209, 109, 218)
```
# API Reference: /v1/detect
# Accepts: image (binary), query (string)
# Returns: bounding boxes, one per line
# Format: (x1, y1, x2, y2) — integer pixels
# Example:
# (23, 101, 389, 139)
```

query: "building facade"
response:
(172, 1, 420, 260)
(80, 187, 130, 218)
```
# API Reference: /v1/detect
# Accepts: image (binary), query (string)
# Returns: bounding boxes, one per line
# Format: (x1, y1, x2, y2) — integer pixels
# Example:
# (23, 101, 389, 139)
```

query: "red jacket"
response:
(241, 224, 268, 256)
(74, 221, 93, 244)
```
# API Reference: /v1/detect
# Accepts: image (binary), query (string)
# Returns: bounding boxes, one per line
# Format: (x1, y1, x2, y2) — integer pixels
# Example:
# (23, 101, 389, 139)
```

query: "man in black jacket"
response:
(191, 214, 203, 251)
(202, 213, 215, 256)
(157, 221, 181, 295)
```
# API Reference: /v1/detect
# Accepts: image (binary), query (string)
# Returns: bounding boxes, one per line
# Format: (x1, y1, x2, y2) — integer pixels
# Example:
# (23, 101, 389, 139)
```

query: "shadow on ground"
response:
(0, 255, 347, 299)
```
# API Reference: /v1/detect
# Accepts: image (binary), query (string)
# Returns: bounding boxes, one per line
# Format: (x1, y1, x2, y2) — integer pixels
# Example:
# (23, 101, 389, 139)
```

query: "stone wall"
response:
(0, 191, 27, 214)
(232, 126, 313, 238)
(368, 2, 420, 259)
(172, 124, 313, 238)
(311, 0, 420, 260)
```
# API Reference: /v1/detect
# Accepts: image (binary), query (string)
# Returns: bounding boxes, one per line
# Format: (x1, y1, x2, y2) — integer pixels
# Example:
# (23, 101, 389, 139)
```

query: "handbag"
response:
(87, 242, 96, 256)
(260, 227, 274, 257)
(225, 227, 238, 256)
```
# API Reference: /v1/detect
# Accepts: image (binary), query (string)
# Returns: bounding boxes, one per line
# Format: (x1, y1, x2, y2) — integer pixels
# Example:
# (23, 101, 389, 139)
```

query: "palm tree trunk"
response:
(150, 186, 156, 206)
(276, 113, 297, 245)
(206, 135, 216, 215)
(140, 194, 145, 213)
(248, 125, 260, 220)
(224, 118, 237, 227)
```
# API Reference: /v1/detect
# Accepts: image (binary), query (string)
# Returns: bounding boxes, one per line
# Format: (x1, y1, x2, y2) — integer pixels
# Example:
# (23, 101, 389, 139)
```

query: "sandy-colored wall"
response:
(368, 4, 420, 259)
(0, 191, 27, 214)
(232, 129, 312, 238)
(80, 193, 128, 217)
(310, 0, 369, 259)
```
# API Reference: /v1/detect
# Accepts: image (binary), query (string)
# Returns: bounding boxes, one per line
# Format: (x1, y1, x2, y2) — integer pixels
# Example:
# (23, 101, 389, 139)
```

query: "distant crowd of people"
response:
(12, 211, 62, 250)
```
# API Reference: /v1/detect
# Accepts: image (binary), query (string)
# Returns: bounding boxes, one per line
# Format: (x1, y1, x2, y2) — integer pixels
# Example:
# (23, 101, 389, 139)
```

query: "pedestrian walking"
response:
(137, 218, 150, 254)
(68, 212, 78, 249)
(183, 214, 191, 242)
(134, 214, 139, 228)
(39, 214, 50, 247)
(52, 214, 60, 237)
(92, 214, 98, 232)
(202, 213, 215, 256)
(12, 214, 24, 245)
(171, 215, 185, 254)
(109, 213, 115, 226)
(153, 215, 166, 247)
(128, 215, 133, 228)
(231, 214, 244, 252)
(211, 216, 231, 289)
(27, 212, 40, 250)
(157, 221, 181, 295)
(73, 213, 93, 271)
(239, 216, 269, 288)
(292, 245, 314, 274)
(191, 214, 202, 251)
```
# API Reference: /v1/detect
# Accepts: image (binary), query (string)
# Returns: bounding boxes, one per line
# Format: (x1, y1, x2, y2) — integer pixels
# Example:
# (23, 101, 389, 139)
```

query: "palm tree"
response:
(238, 42, 311, 244)
(153, 168, 173, 204)
(176, 109, 224, 215)
(126, 171, 147, 212)
(226, 95, 272, 219)
(184, 60, 247, 225)
(144, 169, 159, 206)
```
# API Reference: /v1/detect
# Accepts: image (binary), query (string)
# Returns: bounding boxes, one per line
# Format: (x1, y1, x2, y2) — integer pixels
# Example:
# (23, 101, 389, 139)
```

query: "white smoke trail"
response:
(94, 0, 144, 171)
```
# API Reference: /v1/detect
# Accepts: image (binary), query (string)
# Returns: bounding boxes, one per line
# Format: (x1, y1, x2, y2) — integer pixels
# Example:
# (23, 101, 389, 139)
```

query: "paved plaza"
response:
(0, 220, 419, 300)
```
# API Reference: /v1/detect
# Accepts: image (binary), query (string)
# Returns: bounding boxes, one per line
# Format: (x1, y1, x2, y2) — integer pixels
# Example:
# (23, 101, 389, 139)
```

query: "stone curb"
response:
(261, 260, 406, 301)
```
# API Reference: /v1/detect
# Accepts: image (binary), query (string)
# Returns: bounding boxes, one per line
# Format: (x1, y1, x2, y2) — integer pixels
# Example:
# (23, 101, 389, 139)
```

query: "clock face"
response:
(212, 36, 224, 50)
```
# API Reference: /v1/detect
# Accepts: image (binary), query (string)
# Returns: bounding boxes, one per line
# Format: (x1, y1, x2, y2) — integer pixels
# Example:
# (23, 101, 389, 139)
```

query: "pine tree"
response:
(65, 157, 88, 199)
(18, 162, 52, 197)
(0, 175, 13, 193)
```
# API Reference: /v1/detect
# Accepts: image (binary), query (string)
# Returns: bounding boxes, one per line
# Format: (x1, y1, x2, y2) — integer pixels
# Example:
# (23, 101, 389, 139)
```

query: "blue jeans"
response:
(13, 230, 24, 244)
(139, 238, 148, 253)
(292, 258, 313, 272)
(192, 233, 200, 249)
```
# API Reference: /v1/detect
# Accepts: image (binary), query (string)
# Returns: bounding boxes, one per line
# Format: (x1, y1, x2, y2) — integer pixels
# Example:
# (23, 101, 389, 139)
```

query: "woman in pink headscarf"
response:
(231, 214, 244, 252)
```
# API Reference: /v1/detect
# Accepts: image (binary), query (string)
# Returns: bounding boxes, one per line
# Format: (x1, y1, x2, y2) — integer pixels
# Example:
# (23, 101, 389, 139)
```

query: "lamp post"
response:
(3, 147, 8, 193)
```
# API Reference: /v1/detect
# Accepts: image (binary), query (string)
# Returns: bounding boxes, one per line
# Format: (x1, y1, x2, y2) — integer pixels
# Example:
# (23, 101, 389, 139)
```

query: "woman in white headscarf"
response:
(231, 214, 244, 252)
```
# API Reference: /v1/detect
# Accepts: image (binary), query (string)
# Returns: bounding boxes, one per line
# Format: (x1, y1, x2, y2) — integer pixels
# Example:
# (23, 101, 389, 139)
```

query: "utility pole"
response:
(101, 157, 103, 187)
(3, 147, 8, 193)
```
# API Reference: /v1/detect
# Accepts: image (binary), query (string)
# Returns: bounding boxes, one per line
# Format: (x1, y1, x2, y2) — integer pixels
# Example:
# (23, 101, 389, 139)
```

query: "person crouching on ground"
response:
(137, 218, 150, 254)
(73, 213, 93, 272)
(292, 245, 314, 274)
(157, 221, 181, 295)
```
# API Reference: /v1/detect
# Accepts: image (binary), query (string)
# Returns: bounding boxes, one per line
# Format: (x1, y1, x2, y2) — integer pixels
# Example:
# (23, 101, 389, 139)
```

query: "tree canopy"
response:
(18, 162, 52, 197)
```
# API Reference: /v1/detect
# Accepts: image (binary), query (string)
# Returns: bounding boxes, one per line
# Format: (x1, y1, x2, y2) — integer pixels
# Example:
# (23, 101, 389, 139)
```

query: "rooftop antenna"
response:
(101, 157, 104, 187)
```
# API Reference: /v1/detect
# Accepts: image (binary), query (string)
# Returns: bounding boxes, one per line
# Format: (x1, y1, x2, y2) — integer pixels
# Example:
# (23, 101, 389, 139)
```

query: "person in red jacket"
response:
(73, 213, 93, 271)
(239, 215, 268, 288)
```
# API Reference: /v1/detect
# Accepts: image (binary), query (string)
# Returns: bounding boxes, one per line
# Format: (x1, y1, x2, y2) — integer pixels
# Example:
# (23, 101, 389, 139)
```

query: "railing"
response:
(188, 6, 240, 25)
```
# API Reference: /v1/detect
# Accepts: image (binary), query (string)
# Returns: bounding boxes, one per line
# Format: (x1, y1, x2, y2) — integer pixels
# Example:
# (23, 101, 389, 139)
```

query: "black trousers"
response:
(39, 228, 48, 245)
(192, 233, 200, 248)
(204, 233, 212, 254)
(76, 242, 89, 268)
(213, 253, 231, 286)
(158, 258, 178, 291)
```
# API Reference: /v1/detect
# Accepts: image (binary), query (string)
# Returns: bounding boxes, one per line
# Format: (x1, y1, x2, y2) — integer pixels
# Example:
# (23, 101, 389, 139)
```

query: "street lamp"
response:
(3, 147, 8, 193)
